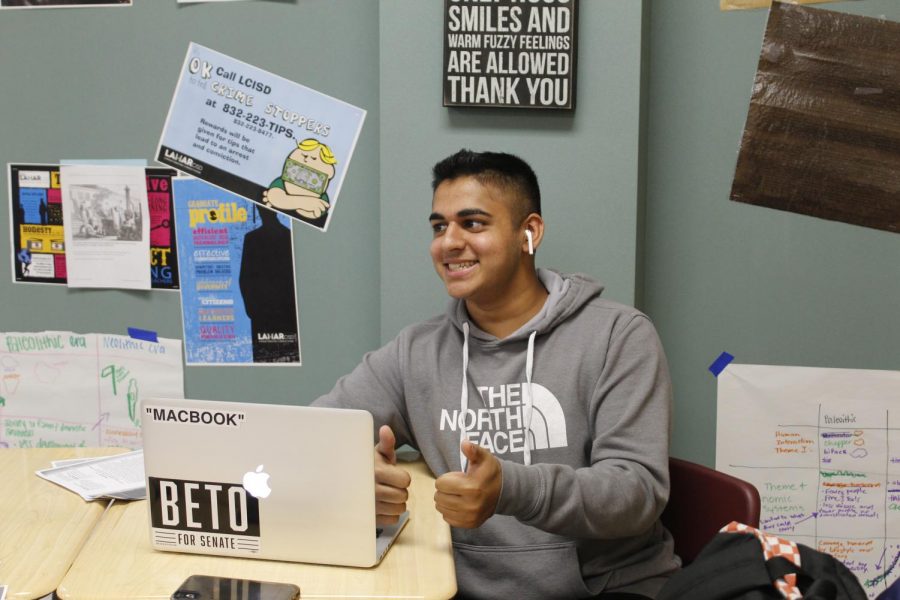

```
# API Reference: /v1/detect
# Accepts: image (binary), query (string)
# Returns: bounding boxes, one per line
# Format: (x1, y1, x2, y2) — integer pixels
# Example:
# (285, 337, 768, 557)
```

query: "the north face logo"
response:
(439, 382, 568, 456)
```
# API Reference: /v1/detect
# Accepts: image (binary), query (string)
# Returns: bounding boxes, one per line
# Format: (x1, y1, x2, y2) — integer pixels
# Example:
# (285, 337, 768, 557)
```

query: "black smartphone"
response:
(171, 575, 300, 600)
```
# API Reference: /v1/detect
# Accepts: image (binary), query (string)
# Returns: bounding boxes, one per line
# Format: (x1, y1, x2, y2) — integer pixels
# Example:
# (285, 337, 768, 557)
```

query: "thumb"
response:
(461, 440, 489, 471)
(376, 425, 397, 464)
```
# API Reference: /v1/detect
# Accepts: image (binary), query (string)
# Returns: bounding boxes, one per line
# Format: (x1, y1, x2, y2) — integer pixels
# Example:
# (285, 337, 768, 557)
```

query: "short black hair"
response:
(431, 149, 541, 221)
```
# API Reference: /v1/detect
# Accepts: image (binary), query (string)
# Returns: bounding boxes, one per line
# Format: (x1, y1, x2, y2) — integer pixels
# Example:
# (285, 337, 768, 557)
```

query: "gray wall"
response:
(1, 1, 897, 467)
(645, 0, 900, 465)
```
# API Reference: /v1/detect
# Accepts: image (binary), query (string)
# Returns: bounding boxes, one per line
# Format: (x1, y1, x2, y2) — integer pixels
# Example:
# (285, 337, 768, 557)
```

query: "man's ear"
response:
(522, 214, 544, 255)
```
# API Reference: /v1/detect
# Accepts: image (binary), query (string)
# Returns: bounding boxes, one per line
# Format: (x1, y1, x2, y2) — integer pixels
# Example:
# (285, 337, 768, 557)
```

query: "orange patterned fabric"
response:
(721, 521, 803, 599)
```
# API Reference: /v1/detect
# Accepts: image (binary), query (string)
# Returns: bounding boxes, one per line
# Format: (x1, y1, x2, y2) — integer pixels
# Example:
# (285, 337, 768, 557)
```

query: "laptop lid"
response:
(140, 398, 406, 567)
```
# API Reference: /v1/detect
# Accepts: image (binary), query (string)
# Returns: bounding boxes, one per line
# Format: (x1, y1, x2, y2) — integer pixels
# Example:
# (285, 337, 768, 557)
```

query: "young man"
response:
(313, 150, 678, 599)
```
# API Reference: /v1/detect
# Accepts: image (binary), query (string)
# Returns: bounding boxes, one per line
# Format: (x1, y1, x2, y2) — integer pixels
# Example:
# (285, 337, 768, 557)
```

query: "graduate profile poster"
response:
(173, 177, 301, 366)
(7, 164, 180, 289)
(158, 43, 366, 232)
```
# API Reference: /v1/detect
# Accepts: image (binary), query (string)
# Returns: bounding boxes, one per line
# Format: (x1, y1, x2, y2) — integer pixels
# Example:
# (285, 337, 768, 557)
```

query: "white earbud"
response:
(525, 230, 534, 255)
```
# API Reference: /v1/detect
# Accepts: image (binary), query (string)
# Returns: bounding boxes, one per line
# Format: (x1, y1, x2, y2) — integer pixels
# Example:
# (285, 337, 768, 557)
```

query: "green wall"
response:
(645, 0, 900, 465)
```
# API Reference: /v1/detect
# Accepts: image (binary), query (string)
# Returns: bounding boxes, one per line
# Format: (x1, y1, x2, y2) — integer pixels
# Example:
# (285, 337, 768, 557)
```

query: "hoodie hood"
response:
(447, 269, 605, 344)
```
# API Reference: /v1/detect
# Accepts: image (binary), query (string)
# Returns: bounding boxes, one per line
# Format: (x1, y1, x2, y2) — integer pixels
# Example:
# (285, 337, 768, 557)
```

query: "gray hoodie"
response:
(314, 270, 680, 598)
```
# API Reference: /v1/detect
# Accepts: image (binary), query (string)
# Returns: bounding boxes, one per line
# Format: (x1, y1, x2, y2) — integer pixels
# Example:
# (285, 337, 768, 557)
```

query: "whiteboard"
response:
(0, 331, 183, 448)
(717, 363, 900, 598)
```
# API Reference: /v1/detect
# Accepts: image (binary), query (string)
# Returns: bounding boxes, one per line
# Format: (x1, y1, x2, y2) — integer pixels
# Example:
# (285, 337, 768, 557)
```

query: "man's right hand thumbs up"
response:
(374, 425, 411, 526)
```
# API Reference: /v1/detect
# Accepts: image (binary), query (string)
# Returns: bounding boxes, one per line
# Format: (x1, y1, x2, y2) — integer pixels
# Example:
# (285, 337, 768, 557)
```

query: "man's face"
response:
(429, 176, 525, 306)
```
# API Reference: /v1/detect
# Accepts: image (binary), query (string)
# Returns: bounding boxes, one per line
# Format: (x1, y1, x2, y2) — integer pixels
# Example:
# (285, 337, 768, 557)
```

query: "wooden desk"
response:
(57, 459, 457, 600)
(0, 447, 126, 600)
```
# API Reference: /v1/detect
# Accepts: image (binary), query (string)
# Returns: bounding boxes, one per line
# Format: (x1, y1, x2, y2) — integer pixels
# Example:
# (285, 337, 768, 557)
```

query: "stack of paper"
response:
(36, 450, 145, 501)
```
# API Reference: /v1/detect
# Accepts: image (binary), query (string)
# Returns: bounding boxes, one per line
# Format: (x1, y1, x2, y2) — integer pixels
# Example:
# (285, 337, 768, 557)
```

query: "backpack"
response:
(658, 522, 867, 600)
(877, 576, 900, 600)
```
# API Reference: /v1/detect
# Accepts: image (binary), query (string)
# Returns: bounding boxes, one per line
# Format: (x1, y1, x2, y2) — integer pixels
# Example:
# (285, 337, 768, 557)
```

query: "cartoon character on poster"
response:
(262, 138, 336, 230)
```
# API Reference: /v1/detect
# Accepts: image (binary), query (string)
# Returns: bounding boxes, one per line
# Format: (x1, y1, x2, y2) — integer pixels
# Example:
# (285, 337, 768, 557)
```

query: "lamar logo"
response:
(163, 149, 203, 173)
(150, 476, 261, 552)
(144, 406, 245, 427)
(257, 333, 285, 341)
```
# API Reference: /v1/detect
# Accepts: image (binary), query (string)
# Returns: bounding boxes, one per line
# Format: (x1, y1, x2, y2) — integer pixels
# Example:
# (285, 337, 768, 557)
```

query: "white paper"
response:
(51, 457, 95, 468)
(0, 331, 184, 449)
(36, 450, 144, 501)
(717, 363, 900, 598)
(60, 164, 151, 289)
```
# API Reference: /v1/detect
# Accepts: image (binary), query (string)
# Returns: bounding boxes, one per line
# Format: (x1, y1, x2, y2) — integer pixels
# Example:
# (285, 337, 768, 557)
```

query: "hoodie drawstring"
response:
(523, 330, 537, 466)
(460, 322, 470, 471)
(459, 324, 537, 470)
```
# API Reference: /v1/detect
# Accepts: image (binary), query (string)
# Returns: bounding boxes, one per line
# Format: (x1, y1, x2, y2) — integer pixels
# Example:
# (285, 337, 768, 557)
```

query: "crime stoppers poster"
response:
(443, 0, 578, 109)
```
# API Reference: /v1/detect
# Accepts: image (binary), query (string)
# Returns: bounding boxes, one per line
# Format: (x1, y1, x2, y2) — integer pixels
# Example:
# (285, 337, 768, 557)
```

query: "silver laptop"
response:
(140, 397, 409, 567)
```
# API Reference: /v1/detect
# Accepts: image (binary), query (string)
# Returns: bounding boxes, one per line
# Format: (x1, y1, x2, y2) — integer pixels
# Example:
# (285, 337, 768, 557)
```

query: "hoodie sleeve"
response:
(311, 336, 414, 448)
(494, 314, 672, 539)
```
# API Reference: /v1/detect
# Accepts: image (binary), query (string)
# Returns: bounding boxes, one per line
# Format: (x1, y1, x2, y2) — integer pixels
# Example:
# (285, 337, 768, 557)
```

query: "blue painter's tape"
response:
(709, 352, 735, 377)
(128, 327, 158, 343)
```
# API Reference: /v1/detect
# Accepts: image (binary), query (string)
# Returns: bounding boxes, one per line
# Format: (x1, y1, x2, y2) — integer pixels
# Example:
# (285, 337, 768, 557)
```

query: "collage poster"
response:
(158, 42, 366, 232)
(173, 177, 301, 366)
(7, 164, 179, 289)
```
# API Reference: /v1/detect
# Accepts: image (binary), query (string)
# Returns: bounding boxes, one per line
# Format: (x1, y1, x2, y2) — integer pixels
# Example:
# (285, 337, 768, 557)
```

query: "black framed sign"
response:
(443, 0, 578, 110)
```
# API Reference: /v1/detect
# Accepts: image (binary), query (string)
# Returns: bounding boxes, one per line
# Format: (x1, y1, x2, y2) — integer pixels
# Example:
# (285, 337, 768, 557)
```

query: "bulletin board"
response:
(0, 1, 382, 405)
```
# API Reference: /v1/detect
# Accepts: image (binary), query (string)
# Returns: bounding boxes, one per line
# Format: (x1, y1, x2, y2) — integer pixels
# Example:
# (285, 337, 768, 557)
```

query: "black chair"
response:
(660, 456, 761, 565)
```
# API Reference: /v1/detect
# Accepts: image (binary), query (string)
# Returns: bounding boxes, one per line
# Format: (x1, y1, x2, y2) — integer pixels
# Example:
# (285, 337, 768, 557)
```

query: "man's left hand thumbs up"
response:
(434, 440, 502, 528)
